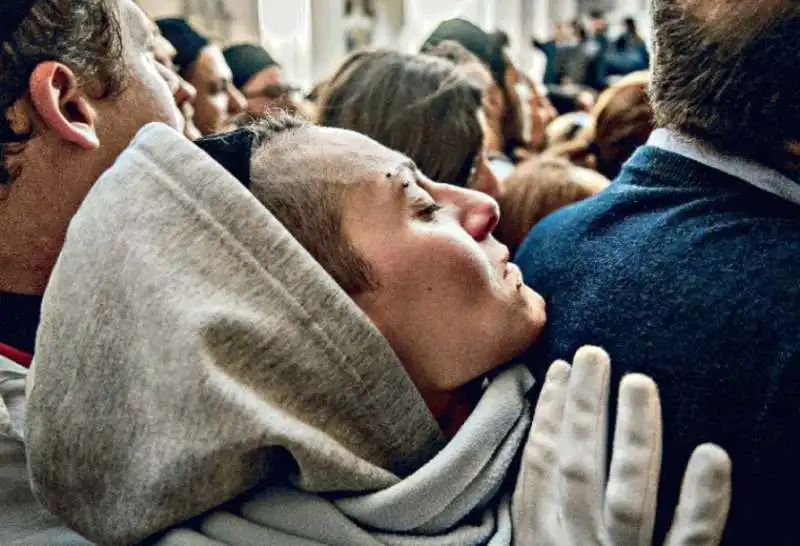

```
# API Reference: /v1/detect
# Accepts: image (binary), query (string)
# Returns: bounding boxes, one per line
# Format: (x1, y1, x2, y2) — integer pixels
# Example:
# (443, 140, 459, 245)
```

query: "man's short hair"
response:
(0, 0, 126, 184)
(245, 116, 377, 295)
(649, 0, 800, 174)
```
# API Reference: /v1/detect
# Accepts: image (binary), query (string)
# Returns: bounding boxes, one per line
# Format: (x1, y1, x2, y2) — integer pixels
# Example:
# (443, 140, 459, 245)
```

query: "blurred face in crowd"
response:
(0, 0, 180, 293)
(471, 58, 524, 157)
(469, 142, 501, 198)
(515, 77, 557, 151)
(185, 45, 247, 135)
(591, 14, 609, 34)
(500, 54, 525, 149)
(250, 125, 546, 397)
(150, 21, 201, 140)
(240, 64, 297, 116)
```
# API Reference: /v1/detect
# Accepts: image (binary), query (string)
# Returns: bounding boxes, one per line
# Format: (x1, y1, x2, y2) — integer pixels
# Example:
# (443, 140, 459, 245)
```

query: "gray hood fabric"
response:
(24, 123, 534, 545)
(157, 364, 533, 546)
(0, 356, 91, 545)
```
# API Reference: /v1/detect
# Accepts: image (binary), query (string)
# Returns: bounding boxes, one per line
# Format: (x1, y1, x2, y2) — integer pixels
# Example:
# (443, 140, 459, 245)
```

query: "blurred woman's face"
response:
(515, 79, 557, 151)
(501, 58, 525, 146)
(186, 45, 248, 135)
(150, 21, 201, 140)
(323, 130, 547, 394)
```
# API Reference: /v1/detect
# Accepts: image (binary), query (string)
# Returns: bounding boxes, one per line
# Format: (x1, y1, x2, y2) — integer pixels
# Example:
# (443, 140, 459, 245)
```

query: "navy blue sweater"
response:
(515, 145, 800, 545)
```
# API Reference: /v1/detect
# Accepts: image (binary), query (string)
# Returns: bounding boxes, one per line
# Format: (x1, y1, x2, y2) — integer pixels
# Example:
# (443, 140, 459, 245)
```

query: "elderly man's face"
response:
(95, 0, 180, 149)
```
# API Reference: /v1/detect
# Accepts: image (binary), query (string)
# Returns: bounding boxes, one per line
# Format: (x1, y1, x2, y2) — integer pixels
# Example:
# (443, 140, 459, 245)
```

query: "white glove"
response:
(512, 346, 731, 546)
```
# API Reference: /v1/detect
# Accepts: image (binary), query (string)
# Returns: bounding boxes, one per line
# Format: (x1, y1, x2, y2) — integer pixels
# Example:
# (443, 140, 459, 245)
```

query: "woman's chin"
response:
(519, 284, 547, 316)
(520, 285, 547, 335)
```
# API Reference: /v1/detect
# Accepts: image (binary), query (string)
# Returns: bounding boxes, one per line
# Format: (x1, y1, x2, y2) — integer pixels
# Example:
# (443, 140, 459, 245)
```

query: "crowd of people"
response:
(0, 0, 798, 544)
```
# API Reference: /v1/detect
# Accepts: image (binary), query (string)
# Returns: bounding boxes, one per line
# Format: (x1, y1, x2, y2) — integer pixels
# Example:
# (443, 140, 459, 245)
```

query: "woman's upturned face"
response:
(334, 131, 546, 393)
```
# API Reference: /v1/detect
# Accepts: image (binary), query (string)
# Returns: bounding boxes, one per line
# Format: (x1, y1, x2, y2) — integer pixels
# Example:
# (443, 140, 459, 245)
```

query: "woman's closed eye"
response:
(417, 202, 443, 220)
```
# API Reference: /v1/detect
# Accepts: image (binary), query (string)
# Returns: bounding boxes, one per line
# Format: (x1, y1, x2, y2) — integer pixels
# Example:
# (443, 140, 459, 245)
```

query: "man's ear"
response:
(28, 62, 100, 150)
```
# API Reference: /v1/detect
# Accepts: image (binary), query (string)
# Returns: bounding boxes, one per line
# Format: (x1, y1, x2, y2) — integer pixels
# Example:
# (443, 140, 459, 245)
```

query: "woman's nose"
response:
(174, 78, 197, 108)
(437, 184, 500, 241)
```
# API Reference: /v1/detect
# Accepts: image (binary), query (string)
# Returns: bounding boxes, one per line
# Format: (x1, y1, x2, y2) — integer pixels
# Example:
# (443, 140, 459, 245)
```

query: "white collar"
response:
(648, 128, 800, 206)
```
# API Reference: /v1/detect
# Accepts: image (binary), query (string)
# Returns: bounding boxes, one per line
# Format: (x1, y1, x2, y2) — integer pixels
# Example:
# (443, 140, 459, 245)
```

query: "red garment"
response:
(0, 342, 32, 367)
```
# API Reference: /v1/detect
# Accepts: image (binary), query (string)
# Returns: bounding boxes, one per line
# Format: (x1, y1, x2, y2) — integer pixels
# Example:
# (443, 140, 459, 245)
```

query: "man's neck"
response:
(0, 211, 61, 295)
(0, 258, 53, 295)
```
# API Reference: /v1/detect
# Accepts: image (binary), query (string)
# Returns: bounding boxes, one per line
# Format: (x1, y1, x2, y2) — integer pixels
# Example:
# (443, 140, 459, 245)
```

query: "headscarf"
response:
(155, 18, 210, 76)
(224, 44, 280, 90)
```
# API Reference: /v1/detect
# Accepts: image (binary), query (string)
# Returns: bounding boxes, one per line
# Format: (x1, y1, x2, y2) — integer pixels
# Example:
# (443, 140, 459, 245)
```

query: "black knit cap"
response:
(194, 128, 257, 188)
(421, 18, 508, 88)
(224, 44, 280, 90)
(0, 0, 36, 42)
(155, 18, 209, 76)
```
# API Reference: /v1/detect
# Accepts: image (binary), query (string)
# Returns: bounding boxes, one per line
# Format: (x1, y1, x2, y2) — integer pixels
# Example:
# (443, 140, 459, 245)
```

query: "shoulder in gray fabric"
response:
(0, 357, 93, 545)
(24, 123, 445, 545)
(156, 365, 534, 546)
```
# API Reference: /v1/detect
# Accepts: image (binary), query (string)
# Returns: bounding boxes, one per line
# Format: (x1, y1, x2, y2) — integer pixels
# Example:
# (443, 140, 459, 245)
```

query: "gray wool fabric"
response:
(157, 364, 534, 546)
(25, 123, 448, 544)
(0, 356, 92, 545)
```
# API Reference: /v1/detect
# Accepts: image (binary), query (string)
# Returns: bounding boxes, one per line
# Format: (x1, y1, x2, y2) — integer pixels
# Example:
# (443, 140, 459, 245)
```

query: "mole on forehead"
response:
(383, 161, 417, 187)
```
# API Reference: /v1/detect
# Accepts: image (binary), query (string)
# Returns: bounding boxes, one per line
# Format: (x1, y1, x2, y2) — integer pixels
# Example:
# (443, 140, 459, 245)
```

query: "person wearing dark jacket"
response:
(606, 17, 649, 77)
(515, 1, 800, 544)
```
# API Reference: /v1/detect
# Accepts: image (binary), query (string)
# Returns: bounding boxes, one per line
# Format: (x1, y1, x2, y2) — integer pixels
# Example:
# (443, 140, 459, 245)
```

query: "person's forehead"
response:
(199, 46, 234, 80)
(244, 65, 283, 91)
(313, 127, 408, 167)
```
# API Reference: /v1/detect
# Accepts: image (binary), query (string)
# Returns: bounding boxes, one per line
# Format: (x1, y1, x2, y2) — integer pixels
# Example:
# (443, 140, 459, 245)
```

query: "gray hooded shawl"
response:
(25, 123, 533, 545)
